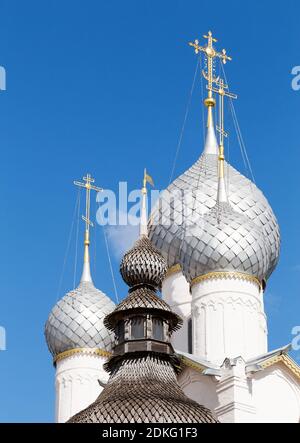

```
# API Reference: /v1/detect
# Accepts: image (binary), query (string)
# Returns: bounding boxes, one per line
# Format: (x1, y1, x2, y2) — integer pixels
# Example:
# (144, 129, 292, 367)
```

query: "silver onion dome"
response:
(120, 235, 168, 288)
(179, 201, 270, 283)
(45, 281, 115, 359)
(149, 149, 280, 281)
(45, 173, 116, 360)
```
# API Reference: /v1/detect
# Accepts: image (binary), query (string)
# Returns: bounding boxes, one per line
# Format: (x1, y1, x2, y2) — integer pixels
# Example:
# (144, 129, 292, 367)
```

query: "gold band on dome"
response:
(165, 264, 181, 278)
(54, 347, 112, 365)
(191, 271, 262, 289)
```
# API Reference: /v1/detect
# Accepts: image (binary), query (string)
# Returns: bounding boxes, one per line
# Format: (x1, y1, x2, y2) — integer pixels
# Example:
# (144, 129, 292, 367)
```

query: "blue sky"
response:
(0, 0, 299, 422)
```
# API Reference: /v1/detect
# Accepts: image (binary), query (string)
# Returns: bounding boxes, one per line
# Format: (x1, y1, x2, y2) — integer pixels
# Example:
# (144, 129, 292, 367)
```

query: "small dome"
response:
(120, 235, 167, 288)
(179, 201, 270, 283)
(45, 281, 115, 358)
(149, 153, 280, 280)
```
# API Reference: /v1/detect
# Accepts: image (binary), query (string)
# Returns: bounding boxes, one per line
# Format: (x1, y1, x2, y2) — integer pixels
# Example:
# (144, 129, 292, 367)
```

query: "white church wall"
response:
(162, 270, 191, 353)
(179, 361, 300, 423)
(178, 367, 219, 412)
(251, 363, 300, 423)
(55, 353, 109, 423)
(191, 277, 267, 364)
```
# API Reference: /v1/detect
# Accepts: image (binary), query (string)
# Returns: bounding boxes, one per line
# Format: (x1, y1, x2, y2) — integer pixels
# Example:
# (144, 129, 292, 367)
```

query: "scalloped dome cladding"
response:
(179, 201, 270, 283)
(120, 236, 168, 288)
(149, 153, 280, 280)
(45, 281, 115, 358)
(69, 354, 218, 423)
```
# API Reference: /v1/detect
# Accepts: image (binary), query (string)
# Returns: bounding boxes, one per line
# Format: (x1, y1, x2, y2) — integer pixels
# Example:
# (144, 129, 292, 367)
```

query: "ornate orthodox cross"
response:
(210, 78, 237, 149)
(74, 174, 102, 246)
(189, 30, 232, 107)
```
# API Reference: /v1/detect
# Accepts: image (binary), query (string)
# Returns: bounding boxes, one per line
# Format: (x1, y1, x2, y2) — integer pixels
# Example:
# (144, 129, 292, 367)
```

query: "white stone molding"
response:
(215, 357, 257, 423)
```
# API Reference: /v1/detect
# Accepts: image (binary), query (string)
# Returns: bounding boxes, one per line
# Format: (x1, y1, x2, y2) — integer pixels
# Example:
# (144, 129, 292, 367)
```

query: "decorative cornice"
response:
(191, 271, 262, 290)
(165, 264, 181, 278)
(260, 354, 300, 380)
(179, 355, 206, 374)
(54, 347, 112, 365)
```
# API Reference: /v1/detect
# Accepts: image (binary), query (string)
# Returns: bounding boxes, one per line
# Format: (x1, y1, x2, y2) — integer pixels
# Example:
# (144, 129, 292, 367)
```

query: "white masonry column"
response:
(55, 351, 109, 423)
(215, 357, 256, 423)
(162, 266, 192, 353)
(191, 275, 267, 365)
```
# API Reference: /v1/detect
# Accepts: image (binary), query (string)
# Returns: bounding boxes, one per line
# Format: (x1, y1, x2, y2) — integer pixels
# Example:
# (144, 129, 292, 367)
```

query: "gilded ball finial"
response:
(204, 97, 216, 107)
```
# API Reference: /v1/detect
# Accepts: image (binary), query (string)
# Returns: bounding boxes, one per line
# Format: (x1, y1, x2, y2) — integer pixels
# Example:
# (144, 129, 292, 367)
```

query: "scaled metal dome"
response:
(45, 173, 116, 361)
(149, 152, 280, 281)
(120, 235, 168, 288)
(45, 281, 115, 359)
(149, 28, 280, 284)
(179, 201, 270, 283)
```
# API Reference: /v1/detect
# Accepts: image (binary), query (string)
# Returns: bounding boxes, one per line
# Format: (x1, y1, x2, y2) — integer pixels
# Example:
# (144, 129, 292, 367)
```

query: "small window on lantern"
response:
(116, 321, 125, 342)
(152, 317, 164, 341)
(131, 316, 145, 339)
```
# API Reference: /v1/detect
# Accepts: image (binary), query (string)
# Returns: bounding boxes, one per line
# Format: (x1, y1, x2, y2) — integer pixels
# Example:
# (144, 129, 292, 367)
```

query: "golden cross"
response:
(208, 77, 237, 180)
(74, 174, 102, 240)
(209, 78, 237, 149)
(189, 31, 232, 107)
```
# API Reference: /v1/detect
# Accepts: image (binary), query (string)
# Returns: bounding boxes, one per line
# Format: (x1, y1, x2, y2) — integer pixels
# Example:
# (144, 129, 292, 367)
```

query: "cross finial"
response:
(74, 173, 102, 243)
(210, 79, 237, 151)
(189, 30, 232, 108)
(209, 78, 237, 180)
(73, 174, 102, 282)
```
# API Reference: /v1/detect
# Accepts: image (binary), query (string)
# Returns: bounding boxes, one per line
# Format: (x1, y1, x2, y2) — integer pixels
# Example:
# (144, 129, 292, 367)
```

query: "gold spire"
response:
(140, 168, 154, 237)
(74, 174, 102, 282)
(189, 30, 232, 128)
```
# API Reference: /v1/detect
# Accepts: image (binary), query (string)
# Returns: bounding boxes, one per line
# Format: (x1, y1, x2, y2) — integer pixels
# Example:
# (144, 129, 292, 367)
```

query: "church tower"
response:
(45, 174, 115, 422)
(69, 172, 217, 423)
(148, 31, 280, 364)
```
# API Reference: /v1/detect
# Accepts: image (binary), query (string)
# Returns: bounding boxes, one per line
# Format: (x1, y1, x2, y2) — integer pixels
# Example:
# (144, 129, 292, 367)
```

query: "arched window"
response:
(152, 317, 164, 341)
(188, 317, 193, 354)
(131, 316, 145, 339)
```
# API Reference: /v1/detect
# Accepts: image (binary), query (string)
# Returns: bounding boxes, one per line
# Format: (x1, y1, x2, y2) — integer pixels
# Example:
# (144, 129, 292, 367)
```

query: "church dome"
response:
(45, 173, 116, 361)
(45, 280, 115, 359)
(149, 152, 280, 281)
(179, 201, 270, 283)
(120, 235, 167, 288)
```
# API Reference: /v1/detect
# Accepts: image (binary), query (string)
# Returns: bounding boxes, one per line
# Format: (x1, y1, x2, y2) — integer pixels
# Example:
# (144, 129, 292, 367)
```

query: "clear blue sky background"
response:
(0, 0, 299, 422)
